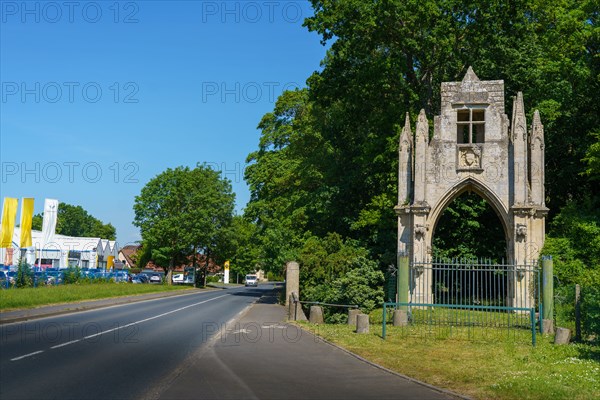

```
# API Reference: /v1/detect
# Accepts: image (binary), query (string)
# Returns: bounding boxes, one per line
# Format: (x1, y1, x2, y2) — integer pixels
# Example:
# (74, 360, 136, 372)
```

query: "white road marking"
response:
(50, 340, 81, 349)
(10, 294, 229, 361)
(10, 350, 44, 361)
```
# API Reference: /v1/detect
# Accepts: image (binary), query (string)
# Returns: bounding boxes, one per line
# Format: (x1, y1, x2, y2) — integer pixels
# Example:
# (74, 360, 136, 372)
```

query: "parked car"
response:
(136, 274, 149, 283)
(245, 274, 258, 287)
(183, 275, 194, 284)
(149, 273, 162, 283)
(172, 274, 184, 284)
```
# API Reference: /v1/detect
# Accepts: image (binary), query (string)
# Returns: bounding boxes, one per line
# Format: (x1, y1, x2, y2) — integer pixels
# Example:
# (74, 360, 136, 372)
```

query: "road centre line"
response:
(11, 294, 229, 361)
(10, 350, 44, 361)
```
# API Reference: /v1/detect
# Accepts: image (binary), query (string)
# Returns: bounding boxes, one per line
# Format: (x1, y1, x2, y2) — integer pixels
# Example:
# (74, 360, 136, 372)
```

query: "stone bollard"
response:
(554, 327, 571, 345)
(309, 306, 324, 324)
(542, 319, 554, 335)
(393, 310, 408, 326)
(356, 314, 369, 334)
(287, 293, 308, 321)
(348, 309, 361, 326)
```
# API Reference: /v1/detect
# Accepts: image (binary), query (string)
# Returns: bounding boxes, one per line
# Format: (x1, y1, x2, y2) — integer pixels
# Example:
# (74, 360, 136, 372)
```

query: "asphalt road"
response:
(0, 285, 264, 400)
(159, 289, 454, 400)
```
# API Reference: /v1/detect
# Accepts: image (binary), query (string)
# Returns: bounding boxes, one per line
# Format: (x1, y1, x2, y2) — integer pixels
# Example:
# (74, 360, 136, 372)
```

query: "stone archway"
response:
(428, 177, 511, 260)
(395, 67, 548, 307)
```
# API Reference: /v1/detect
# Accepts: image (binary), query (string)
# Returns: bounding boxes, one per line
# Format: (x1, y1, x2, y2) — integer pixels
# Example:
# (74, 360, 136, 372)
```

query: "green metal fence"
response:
(382, 302, 538, 346)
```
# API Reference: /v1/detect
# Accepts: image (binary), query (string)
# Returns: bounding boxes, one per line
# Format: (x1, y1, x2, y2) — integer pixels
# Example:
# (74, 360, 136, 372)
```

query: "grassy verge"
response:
(0, 283, 194, 311)
(298, 320, 600, 399)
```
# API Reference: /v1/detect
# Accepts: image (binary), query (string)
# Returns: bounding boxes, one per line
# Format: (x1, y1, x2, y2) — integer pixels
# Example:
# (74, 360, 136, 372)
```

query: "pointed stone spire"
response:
(529, 110, 545, 205)
(399, 112, 413, 150)
(462, 66, 480, 83)
(415, 109, 429, 144)
(530, 110, 544, 146)
(398, 113, 413, 205)
(512, 91, 529, 205)
(414, 109, 428, 203)
(511, 92, 527, 142)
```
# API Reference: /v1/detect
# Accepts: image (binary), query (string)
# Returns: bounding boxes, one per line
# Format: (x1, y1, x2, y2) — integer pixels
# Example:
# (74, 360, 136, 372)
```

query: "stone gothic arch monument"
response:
(395, 67, 548, 306)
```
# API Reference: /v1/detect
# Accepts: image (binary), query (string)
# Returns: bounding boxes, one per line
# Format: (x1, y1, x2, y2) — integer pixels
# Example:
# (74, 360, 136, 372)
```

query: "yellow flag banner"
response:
(1, 198, 18, 248)
(107, 255, 115, 270)
(19, 198, 34, 248)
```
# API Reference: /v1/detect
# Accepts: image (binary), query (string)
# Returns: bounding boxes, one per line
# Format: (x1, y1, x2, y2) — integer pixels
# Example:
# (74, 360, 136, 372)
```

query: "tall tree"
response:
(133, 164, 235, 284)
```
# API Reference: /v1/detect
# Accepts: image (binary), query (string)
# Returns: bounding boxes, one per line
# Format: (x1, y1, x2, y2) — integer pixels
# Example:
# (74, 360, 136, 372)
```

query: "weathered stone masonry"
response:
(395, 67, 548, 306)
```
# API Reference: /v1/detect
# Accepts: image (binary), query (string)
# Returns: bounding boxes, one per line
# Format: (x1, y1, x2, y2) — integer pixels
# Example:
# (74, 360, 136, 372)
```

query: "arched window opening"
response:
(431, 192, 508, 305)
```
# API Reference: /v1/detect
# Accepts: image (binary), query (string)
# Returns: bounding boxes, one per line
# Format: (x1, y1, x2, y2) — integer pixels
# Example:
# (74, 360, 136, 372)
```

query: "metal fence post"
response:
(530, 308, 536, 347)
(542, 256, 554, 322)
(382, 303, 387, 339)
(398, 255, 409, 310)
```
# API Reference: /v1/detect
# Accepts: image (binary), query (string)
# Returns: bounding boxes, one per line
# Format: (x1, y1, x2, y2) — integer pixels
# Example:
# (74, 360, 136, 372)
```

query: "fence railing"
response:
(382, 302, 538, 346)
(411, 259, 540, 306)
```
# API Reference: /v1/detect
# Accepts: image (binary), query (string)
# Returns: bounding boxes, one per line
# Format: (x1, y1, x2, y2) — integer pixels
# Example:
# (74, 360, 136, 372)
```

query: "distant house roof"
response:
(119, 245, 140, 267)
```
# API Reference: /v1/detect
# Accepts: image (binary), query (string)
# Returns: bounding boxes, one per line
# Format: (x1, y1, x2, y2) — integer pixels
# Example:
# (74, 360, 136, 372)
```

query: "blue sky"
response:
(1, 1, 327, 246)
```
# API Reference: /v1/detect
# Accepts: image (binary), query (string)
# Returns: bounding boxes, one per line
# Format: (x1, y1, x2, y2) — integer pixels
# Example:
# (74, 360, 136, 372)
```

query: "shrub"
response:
(580, 270, 600, 340)
(63, 266, 81, 284)
(16, 260, 33, 288)
(302, 256, 384, 322)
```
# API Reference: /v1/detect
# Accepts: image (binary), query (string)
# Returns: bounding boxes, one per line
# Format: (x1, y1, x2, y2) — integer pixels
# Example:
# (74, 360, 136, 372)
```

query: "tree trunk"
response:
(203, 248, 210, 287)
(192, 246, 198, 288)
(166, 257, 174, 286)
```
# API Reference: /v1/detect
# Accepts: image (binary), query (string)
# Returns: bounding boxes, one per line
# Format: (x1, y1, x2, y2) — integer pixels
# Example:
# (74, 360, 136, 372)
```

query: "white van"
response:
(245, 274, 258, 287)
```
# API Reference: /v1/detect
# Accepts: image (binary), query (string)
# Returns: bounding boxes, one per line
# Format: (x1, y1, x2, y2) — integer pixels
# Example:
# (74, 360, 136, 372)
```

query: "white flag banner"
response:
(41, 199, 59, 250)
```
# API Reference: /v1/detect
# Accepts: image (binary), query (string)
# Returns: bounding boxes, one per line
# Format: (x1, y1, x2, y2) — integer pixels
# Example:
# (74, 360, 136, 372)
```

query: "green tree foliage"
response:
(296, 234, 384, 319)
(133, 164, 235, 283)
(542, 198, 600, 338)
(245, 89, 323, 272)
(220, 216, 261, 278)
(32, 203, 116, 240)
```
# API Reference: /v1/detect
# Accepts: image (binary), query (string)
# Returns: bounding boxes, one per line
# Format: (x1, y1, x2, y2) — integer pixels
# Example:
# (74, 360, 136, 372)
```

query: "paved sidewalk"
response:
(157, 290, 459, 400)
(0, 287, 218, 324)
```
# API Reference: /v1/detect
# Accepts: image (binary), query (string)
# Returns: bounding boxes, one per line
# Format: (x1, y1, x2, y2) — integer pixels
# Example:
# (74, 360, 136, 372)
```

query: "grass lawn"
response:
(298, 317, 600, 400)
(0, 283, 194, 311)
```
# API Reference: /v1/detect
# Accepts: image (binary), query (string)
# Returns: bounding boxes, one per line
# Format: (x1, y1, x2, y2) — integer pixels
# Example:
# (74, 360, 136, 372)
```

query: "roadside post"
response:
(542, 256, 554, 334)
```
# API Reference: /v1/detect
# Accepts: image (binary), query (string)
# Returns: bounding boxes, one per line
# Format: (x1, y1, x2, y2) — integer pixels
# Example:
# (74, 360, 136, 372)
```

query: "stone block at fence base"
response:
(393, 310, 408, 326)
(309, 306, 324, 324)
(348, 309, 361, 326)
(554, 327, 571, 345)
(356, 314, 369, 334)
(542, 319, 554, 335)
(288, 296, 308, 321)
